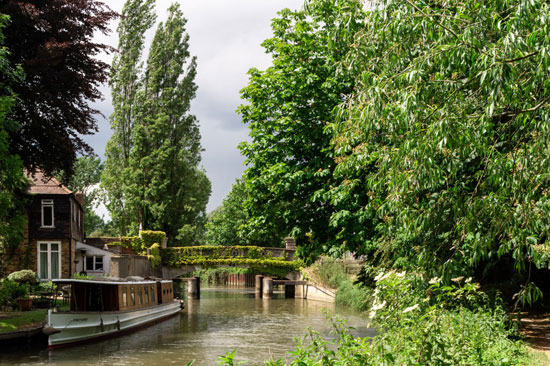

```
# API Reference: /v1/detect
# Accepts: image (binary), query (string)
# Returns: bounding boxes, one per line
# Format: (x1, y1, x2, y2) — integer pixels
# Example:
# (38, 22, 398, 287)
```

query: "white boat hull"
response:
(47, 300, 182, 348)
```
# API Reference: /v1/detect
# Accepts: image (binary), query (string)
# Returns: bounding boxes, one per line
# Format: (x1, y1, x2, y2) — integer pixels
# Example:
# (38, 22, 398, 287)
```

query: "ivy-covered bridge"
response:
(100, 232, 302, 280)
(159, 245, 302, 280)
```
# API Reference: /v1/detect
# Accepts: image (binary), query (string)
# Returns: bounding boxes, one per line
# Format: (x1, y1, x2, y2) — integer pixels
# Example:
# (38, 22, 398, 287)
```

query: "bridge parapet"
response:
(160, 245, 300, 280)
(161, 245, 296, 264)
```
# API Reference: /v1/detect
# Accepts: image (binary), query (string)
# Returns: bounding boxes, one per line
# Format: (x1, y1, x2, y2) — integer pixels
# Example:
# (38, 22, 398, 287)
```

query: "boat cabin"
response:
(53, 279, 175, 312)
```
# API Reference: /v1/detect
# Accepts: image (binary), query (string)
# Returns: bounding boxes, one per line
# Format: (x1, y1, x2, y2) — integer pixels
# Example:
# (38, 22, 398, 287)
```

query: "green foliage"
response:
(334, 280, 372, 312)
(103, 0, 210, 241)
(73, 273, 95, 280)
(147, 243, 161, 269)
(191, 267, 251, 284)
(109, 231, 165, 268)
(217, 349, 246, 366)
(205, 179, 277, 246)
(161, 245, 301, 277)
(58, 156, 106, 237)
(304, 257, 371, 311)
(238, 0, 366, 259)
(0, 279, 29, 306)
(306, 257, 349, 289)
(34, 281, 55, 294)
(326, 0, 550, 286)
(162, 245, 274, 259)
(140, 230, 165, 248)
(6, 270, 37, 285)
(0, 14, 27, 274)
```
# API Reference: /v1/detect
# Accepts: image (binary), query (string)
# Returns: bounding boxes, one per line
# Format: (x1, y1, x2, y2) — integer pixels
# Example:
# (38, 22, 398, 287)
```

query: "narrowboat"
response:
(45, 278, 183, 348)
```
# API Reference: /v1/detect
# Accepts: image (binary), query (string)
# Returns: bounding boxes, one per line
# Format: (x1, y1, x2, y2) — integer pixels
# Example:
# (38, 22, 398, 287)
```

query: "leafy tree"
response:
(104, 1, 210, 244)
(103, 0, 156, 235)
(59, 156, 106, 237)
(0, 0, 116, 177)
(0, 15, 27, 273)
(238, 0, 365, 257)
(330, 0, 550, 284)
(205, 179, 278, 246)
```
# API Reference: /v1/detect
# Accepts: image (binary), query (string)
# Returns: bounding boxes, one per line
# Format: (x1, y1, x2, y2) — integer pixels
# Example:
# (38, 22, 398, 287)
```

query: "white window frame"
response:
(37, 241, 62, 280)
(85, 255, 104, 272)
(41, 199, 55, 228)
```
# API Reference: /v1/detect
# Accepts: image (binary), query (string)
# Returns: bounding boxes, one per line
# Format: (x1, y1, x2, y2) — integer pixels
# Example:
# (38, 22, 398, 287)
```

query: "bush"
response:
(7, 270, 38, 284)
(0, 279, 29, 307)
(335, 280, 372, 312)
(306, 256, 349, 290)
(140, 230, 165, 248)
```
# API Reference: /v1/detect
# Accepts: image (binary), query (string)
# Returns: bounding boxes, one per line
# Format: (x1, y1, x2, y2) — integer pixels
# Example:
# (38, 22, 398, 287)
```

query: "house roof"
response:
(26, 170, 73, 195)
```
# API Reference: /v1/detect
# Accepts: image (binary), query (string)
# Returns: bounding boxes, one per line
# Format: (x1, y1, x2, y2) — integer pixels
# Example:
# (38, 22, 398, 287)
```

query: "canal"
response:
(0, 285, 374, 365)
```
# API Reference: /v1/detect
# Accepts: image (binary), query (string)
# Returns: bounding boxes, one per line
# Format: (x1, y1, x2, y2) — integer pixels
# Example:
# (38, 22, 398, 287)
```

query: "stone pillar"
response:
(195, 276, 201, 297)
(188, 277, 200, 299)
(255, 275, 264, 298)
(285, 284, 295, 298)
(284, 237, 296, 250)
(262, 277, 273, 299)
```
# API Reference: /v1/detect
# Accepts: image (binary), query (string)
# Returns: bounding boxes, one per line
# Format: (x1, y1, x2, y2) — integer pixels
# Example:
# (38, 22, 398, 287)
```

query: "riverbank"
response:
(0, 310, 47, 346)
(0, 309, 47, 333)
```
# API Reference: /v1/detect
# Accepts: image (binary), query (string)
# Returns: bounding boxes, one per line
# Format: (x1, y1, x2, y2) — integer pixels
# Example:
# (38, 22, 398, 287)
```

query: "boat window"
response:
(151, 285, 155, 303)
(138, 286, 143, 305)
(130, 286, 135, 306)
(144, 286, 149, 304)
(122, 286, 128, 307)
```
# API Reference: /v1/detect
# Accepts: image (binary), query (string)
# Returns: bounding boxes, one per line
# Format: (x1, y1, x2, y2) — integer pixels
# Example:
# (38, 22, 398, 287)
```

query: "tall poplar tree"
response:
(103, 1, 210, 243)
(103, 0, 156, 234)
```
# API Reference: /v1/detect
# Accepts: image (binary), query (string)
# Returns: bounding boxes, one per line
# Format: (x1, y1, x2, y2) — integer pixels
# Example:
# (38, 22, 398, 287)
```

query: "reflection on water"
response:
(0, 286, 374, 366)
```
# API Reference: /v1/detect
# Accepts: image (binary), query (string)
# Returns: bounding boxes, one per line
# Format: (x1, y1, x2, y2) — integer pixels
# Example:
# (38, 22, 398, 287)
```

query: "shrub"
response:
(140, 230, 165, 248)
(305, 256, 349, 290)
(0, 279, 29, 306)
(335, 280, 372, 312)
(7, 270, 38, 284)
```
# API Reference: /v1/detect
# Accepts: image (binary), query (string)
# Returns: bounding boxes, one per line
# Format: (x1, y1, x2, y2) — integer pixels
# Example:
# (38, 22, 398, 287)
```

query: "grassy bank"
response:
(303, 257, 372, 311)
(0, 309, 47, 333)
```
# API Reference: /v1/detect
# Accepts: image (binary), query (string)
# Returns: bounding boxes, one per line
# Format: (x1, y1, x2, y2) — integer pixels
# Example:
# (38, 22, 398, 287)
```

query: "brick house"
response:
(6, 171, 85, 280)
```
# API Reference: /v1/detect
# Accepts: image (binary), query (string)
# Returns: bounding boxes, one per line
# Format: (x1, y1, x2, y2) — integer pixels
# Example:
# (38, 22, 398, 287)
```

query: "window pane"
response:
(40, 243, 48, 252)
(95, 256, 103, 270)
(51, 251, 59, 279)
(43, 206, 53, 226)
(40, 252, 48, 279)
(86, 257, 93, 271)
(122, 287, 128, 307)
(51, 243, 59, 251)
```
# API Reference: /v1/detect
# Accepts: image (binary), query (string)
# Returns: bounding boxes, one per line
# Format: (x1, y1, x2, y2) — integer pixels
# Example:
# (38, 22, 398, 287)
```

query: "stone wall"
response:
(110, 255, 161, 278)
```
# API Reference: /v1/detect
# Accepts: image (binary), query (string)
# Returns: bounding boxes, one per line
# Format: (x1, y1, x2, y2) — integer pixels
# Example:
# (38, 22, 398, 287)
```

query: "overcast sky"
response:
(87, 0, 303, 216)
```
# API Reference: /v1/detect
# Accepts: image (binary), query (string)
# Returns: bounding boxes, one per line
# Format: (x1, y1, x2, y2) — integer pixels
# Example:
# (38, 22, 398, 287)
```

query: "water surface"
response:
(0, 286, 373, 365)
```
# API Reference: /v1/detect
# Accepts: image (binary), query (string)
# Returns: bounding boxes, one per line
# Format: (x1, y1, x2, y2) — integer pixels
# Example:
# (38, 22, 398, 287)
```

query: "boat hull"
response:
(47, 300, 182, 348)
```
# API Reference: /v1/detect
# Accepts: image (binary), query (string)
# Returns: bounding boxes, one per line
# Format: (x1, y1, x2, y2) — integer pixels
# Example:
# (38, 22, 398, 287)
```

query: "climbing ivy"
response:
(161, 245, 301, 277)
